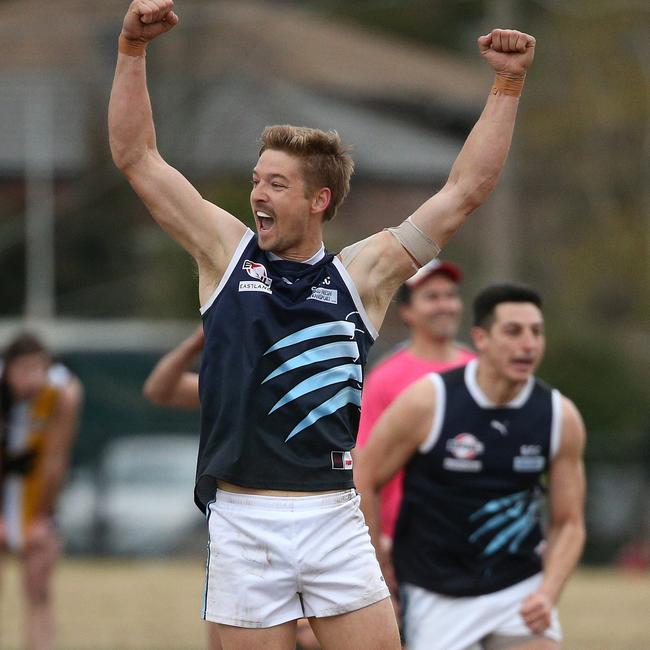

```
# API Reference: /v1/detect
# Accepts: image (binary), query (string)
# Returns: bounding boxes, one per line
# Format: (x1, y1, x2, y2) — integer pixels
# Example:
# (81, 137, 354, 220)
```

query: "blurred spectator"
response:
(1, 332, 83, 650)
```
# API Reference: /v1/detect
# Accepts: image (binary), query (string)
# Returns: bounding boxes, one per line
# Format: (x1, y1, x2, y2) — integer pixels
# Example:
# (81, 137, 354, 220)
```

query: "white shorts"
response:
(402, 573, 562, 650)
(202, 488, 390, 628)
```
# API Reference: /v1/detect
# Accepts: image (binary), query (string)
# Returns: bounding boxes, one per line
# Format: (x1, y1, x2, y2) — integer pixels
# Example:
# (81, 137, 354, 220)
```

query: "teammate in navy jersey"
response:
(109, 1, 536, 646)
(356, 285, 586, 650)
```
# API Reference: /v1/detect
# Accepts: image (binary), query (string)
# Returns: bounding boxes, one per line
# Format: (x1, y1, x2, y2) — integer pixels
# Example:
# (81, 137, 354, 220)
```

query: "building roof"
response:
(1, 0, 487, 103)
(0, 0, 486, 178)
(160, 74, 461, 180)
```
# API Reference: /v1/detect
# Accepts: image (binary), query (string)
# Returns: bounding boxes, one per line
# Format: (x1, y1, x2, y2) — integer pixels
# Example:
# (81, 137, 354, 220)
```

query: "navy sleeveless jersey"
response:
(393, 359, 562, 597)
(195, 230, 377, 511)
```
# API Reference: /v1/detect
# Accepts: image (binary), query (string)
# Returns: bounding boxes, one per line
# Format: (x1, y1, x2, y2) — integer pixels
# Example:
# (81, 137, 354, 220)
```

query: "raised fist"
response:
(478, 29, 535, 77)
(121, 0, 179, 44)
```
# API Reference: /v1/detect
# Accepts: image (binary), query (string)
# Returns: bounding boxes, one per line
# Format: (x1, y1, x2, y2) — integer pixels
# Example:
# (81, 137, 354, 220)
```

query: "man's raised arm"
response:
(407, 29, 535, 251)
(108, 0, 246, 295)
(346, 29, 536, 327)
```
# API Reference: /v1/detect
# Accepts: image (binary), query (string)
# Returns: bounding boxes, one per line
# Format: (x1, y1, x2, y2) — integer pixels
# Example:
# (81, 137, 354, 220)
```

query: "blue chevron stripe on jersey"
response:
(507, 506, 541, 553)
(469, 491, 529, 520)
(482, 501, 541, 556)
(269, 363, 363, 414)
(469, 493, 541, 557)
(468, 499, 527, 543)
(285, 386, 362, 442)
(264, 321, 356, 354)
(262, 341, 360, 384)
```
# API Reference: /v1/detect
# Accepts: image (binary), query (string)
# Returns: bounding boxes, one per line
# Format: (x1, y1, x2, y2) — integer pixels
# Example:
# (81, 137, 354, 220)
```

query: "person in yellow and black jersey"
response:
(0, 332, 83, 650)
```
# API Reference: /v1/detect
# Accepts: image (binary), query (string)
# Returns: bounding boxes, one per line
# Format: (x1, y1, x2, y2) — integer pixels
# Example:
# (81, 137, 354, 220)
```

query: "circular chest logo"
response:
(446, 433, 485, 460)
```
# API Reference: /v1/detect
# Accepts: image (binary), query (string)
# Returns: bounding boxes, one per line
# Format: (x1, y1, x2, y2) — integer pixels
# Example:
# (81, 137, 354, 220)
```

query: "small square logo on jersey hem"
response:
(331, 451, 353, 470)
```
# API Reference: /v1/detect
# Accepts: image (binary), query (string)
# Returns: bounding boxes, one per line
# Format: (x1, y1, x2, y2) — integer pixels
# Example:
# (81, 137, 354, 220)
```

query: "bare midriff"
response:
(217, 480, 343, 497)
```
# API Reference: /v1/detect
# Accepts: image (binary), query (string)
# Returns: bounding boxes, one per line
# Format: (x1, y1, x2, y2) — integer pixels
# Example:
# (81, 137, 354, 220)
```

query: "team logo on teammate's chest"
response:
(444, 433, 484, 472)
(239, 260, 273, 294)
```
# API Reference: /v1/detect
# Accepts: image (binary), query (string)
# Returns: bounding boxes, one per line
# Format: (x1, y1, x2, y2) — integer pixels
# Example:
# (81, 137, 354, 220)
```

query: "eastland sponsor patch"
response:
(443, 457, 482, 472)
(239, 280, 272, 294)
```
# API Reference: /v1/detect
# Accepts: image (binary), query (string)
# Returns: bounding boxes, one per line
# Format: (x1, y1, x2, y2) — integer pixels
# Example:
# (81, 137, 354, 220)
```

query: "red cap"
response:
(405, 259, 462, 288)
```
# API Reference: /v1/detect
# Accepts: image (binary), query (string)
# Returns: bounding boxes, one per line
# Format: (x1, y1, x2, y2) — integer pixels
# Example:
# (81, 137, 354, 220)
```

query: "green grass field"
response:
(1, 558, 649, 649)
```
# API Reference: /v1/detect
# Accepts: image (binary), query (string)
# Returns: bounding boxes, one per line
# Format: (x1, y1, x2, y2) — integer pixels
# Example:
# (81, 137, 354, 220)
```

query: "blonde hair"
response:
(259, 125, 354, 222)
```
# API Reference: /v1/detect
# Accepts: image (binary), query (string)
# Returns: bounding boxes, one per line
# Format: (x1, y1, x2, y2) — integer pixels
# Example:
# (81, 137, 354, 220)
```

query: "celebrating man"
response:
(109, 2, 535, 647)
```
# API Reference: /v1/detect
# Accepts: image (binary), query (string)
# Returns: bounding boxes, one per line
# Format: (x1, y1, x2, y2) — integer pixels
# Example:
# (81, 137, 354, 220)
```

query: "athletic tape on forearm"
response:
(491, 72, 525, 97)
(386, 217, 441, 268)
(118, 34, 147, 57)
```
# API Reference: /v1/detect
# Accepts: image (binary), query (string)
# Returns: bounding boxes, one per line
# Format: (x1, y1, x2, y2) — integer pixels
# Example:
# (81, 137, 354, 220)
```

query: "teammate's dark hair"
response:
(259, 125, 354, 222)
(473, 284, 542, 329)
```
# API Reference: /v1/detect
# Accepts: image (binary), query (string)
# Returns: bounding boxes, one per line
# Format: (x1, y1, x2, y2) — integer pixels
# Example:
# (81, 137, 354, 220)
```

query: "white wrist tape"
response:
(386, 217, 441, 268)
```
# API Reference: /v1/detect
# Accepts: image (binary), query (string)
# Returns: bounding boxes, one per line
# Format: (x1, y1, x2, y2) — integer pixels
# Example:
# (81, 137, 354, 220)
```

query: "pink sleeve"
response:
(356, 370, 387, 448)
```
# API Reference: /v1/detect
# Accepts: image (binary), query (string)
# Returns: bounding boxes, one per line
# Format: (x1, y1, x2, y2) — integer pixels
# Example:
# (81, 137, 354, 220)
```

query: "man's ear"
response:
(311, 187, 331, 217)
(399, 303, 413, 327)
(470, 325, 490, 352)
(471, 326, 487, 352)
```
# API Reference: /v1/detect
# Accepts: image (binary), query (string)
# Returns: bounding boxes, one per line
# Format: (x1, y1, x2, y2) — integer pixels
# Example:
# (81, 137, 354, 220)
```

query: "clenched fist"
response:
(478, 29, 535, 77)
(520, 590, 553, 634)
(121, 0, 179, 45)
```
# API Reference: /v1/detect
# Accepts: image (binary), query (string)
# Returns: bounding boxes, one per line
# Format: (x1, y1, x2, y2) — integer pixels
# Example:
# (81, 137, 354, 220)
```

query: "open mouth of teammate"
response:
(511, 357, 535, 372)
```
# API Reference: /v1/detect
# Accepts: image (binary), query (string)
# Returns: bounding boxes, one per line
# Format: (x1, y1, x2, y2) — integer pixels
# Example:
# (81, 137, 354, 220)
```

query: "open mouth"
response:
(511, 358, 534, 371)
(256, 210, 275, 232)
